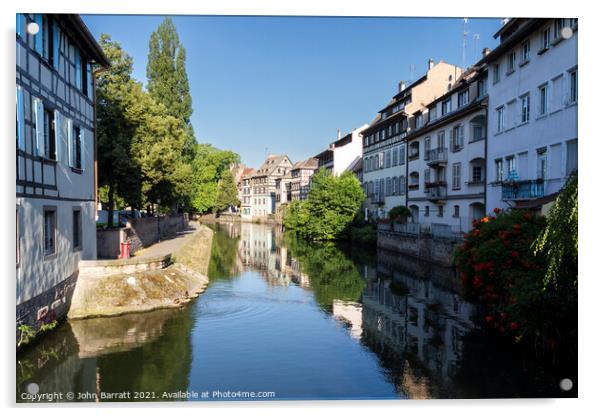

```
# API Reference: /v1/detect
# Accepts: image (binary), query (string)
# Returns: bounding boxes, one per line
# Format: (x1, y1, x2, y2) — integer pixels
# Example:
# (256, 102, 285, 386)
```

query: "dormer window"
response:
(441, 98, 452, 116)
(457, 89, 469, 107)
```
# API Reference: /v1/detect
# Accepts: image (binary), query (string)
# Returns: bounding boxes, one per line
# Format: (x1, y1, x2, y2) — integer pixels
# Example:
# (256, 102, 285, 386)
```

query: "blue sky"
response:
(82, 15, 502, 168)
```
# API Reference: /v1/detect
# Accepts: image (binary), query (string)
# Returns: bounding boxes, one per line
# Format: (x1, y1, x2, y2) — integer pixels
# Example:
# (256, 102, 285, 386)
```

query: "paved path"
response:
(132, 222, 200, 259)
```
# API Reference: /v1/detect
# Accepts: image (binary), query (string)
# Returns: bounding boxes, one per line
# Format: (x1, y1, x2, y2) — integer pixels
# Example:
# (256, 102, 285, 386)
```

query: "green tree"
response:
(283, 169, 365, 241)
(96, 34, 143, 226)
(190, 144, 240, 213)
(216, 170, 240, 212)
(146, 17, 196, 161)
(533, 170, 578, 289)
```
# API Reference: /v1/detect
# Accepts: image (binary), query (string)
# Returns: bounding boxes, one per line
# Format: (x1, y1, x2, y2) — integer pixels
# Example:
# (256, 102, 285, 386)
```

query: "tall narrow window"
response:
(495, 159, 503, 182)
(506, 156, 516, 179)
(33, 97, 45, 157)
(541, 27, 551, 50)
(496, 106, 505, 132)
(72, 125, 82, 169)
(44, 107, 56, 160)
(520, 40, 530, 63)
(44, 207, 56, 257)
(521, 94, 530, 123)
(539, 84, 548, 115)
(569, 69, 578, 104)
(452, 163, 461, 190)
(507, 51, 516, 74)
(442, 98, 452, 115)
(537, 148, 547, 179)
(73, 209, 82, 251)
(16, 87, 25, 150)
(493, 64, 500, 84)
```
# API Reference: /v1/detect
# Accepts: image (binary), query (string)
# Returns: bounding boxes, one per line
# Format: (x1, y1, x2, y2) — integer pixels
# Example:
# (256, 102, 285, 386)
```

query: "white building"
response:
(482, 18, 578, 213)
(362, 59, 464, 218)
(239, 167, 255, 220)
(405, 64, 488, 231)
(315, 125, 368, 176)
(248, 154, 293, 218)
(16, 14, 109, 330)
(290, 157, 318, 201)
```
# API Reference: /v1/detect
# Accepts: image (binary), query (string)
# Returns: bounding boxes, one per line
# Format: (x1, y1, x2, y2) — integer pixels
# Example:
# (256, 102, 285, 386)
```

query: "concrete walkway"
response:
(132, 222, 200, 259)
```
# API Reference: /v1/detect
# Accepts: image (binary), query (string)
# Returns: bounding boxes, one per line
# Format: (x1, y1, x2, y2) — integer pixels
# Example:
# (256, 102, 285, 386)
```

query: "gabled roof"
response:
(292, 157, 319, 171)
(57, 15, 110, 67)
(251, 154, 292, 177)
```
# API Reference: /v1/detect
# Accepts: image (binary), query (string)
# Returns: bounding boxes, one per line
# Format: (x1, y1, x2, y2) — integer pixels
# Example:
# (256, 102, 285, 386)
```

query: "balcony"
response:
(427, 184, 447, 201)
(501, 179, 545, 201)
(427, 148, 448, 166)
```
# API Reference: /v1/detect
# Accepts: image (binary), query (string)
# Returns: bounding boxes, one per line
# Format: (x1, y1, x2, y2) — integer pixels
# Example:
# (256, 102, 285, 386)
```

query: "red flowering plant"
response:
(455, 208, 555, 347)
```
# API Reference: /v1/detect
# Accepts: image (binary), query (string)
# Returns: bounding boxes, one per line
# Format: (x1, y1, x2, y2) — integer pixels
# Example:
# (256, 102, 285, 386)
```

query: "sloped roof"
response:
(292, 157, 319, 171)
(251, 154, 292, 177)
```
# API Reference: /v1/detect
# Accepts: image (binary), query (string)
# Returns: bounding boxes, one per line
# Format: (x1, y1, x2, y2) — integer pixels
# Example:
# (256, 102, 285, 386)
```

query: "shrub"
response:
(455, 209, 555, 347)
(388, 205, 412, 223)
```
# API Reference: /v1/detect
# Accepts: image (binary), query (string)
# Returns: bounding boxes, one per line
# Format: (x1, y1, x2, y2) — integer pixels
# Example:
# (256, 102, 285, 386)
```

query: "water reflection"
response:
(17, 222, 573, 401)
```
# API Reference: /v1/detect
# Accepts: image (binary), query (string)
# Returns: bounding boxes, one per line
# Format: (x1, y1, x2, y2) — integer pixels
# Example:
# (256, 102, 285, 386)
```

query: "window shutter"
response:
(75, 48, 82, 89)
(54, 110, 62, 162)
(459, 125, 465, 148)
(16, 87, 25, 150)
(80, 129, 86, 171)
(34, 14, 44, 55)
(87, 63, 93, 99)
(34, 98, 45, 157)
(52, 20, 60, 70)
(60, 115, 70, 164)
(16, 14, 25, 38)
(67, 118, 74, 167)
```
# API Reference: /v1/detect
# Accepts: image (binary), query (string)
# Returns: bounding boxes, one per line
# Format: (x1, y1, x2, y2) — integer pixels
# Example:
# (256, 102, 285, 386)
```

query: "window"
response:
(506, 156, 516, 179)
(442, 98, 452, 116)
(399, 176, 406, 195)
(43, 207, 56, 257)
(539, 84, 548, 115)
(437, 131, 445, 148)
(437, 206, 444, 217)
(496, 106, 505, 132)
(452, 163, 461, 189)
(453, 205, 460, 218)
(43, 108, 57, 160)
(472, 165, 483, 183)
(541, 27, 551, 51)
(495, 159, 503, 182)
(520, 94, 530, 123)
(553, 18, 566, 41)
(457, 89, 469, 107)
(73, 209, 82, 251)
(424, 137, 431, 160)
(392, 147, 398, 166)
(537, 148, 547, 179)
(520, 40, 530, 63)
(493, 64, 500, 84)
(551, 75, 564, 111)
(416, 113, 423, 129)
(452, 125, 464, 151)
(568, 69, 578, 104)
(477, 77, 488, 97)
(16, 87, 25, 150)
(385, 150, 391, 168)
(507, 52, 516, 74)
(72, 125, 82, 169)
(424, 206, 430, 217)
(392, 177, 397, 195)
(566, 139, 578, 174)
(42, 15, 55, 64)
(472, 124, 484, 142)
(428, 106, 437, 121)
(399, 145, 406, 165)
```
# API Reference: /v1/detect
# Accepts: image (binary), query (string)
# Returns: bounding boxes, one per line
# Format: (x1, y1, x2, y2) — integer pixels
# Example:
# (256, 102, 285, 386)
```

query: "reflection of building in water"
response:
(237, 223, 311, 288)
(332, 300, 363, 340)
(361, 263, 475, 398)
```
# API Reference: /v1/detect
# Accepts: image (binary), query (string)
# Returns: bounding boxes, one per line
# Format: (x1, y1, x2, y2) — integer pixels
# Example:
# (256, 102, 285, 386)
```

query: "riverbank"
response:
(67, 223, 214, 319)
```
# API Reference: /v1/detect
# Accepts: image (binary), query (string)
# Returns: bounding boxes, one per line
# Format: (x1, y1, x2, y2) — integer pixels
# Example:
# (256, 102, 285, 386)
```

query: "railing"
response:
(501, 180, 545, 200)
(393, 222, 421, 235)
(427, 185, 447, 200)
(427, 147, 448, 165)
(380, 221, 463, 240)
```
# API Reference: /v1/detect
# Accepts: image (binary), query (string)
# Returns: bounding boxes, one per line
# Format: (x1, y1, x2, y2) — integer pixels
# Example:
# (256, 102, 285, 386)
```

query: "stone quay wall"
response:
(377, 230, 462, 268)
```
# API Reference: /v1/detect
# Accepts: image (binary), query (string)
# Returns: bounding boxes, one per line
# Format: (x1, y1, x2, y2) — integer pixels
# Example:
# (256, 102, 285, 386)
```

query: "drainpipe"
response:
(483, 100, 488, 214)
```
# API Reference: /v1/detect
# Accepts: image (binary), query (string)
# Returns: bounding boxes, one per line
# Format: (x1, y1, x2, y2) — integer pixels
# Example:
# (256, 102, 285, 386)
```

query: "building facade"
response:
(405, 65, 488, 232)
(315, 125, 367, 176)
(239, 167, 255, 220)
(482, 18, 578, 213)
(290, 157, 318, 201)
(362, 60, 464, 218)
(248, 154, 293, 218)
(16, 14, 109, 330)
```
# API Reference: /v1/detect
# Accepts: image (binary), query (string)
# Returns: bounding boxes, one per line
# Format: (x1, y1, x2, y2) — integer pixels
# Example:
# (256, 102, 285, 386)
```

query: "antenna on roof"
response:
(473, 33, 480, 64)
(462, 17, 469, 70)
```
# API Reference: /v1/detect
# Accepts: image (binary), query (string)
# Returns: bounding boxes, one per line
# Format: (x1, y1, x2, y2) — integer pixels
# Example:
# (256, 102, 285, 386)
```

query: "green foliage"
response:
(191, 144, 240, 214)
(284, 233, 365, 311)
(455, 208, 576, 355)
(207, 225, 240, 280)
(283, 169, 365, 241)
(216, 170, 240, 212)
(17, 324, 37, 347)
(348, 225, 377, 245)
(147, 17, 196, 161)
(533, 170, 578, 289)
(388, 205, 412, 222)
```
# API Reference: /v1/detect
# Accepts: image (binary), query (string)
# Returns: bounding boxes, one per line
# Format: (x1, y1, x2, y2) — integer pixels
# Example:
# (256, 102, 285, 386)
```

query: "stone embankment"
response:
(68, 223, 214, 319)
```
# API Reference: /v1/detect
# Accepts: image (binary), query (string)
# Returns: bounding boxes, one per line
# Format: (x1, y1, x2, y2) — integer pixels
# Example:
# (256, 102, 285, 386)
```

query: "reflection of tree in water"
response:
(17, 306, 195, 402)
(283, 233, 365, 312)
(95, 306, 194, 400)
(207, 224, 241, 281)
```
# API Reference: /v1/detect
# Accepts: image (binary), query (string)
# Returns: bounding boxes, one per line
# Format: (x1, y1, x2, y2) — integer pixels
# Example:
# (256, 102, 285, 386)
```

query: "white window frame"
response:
(539, 83, 548, 116)
(520, 93, 530, 123)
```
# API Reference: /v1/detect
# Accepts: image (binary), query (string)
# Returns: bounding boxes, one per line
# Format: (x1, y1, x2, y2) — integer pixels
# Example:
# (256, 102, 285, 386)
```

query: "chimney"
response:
(398, 81, 406, 92)
(428, 58, 434, 70)
(482, 47, 491, 58)
(337, 129, 341, 140)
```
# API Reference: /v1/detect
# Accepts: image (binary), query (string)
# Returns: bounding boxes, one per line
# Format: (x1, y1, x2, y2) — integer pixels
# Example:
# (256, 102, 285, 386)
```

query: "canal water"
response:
(16, 223, 576, 401)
